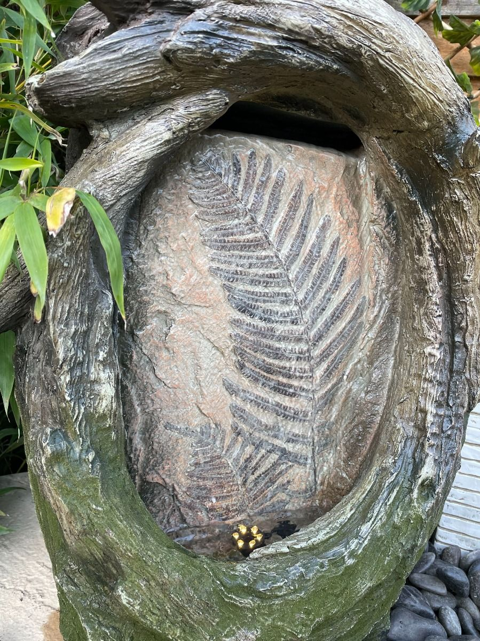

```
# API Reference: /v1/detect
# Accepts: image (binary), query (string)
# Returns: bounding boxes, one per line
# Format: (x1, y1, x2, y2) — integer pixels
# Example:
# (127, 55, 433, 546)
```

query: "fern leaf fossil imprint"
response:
(123, 133, 391, 549)
(187, 148, 365, 504)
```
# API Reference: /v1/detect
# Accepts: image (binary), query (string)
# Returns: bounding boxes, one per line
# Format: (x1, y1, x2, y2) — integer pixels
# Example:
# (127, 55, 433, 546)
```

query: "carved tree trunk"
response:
(5, 0, 480, 639)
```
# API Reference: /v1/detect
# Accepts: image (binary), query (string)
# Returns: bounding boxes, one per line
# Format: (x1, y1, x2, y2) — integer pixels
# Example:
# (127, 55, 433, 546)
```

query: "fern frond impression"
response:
(178, 145, 366, 519)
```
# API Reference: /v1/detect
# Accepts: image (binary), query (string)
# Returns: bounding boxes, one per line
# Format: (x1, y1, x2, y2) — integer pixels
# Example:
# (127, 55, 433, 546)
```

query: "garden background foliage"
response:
(0, 2, 126, 539)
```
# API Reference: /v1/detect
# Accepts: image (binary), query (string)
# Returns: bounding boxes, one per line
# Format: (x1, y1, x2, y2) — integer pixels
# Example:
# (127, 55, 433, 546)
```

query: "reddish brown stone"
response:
(121, 132, 395, 553)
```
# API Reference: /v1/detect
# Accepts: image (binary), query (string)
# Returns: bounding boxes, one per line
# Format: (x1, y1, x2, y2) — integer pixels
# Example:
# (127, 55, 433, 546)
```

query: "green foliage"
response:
(402, 1, 480, 116)
(78, 191, 126, 321)
(402, 0, 430, 11)
(0, 1, 127, 482)
(432, 0, 443, 35)
(0, 331, 15, 415)
(442, 16, 480, 46)
(447, 60, 474, 95)
(0, 2, 125, 458)
(470, 46, 480, 75)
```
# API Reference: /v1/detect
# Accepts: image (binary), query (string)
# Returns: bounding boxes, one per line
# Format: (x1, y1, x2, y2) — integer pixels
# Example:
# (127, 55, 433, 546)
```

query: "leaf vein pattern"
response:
(177, 147, 366, 516)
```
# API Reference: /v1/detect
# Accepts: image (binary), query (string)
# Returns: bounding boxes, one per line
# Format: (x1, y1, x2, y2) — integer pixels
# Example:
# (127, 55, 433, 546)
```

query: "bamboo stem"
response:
(414, 2, 437, 24)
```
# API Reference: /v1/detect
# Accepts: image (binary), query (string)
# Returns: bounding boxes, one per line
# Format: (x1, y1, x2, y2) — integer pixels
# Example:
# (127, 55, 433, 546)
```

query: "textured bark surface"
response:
(7, 0, 480, 639)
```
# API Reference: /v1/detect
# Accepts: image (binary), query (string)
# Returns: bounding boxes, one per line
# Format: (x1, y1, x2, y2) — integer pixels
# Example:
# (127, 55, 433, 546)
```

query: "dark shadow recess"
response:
(211, 102, 362, 152)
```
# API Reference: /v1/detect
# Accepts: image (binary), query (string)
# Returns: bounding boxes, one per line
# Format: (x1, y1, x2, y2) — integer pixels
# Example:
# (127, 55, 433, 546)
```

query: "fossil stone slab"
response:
(121, 131, 396, 554)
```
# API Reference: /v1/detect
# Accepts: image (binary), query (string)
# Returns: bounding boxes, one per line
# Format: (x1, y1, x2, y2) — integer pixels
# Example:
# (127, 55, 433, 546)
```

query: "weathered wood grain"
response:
(13, 0, 480, 640)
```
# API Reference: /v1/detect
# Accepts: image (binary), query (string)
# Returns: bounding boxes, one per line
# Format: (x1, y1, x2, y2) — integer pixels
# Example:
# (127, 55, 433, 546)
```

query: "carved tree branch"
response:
(13, 1, 480, 640)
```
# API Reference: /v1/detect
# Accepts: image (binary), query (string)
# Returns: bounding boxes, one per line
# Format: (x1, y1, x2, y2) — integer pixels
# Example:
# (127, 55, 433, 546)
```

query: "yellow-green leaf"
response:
(33, 294, 43, 322)
(0, 38, 22, 45)
(470, 46, 480, 76)
(0, 331, 15, 414)
(78, 191, 125, 320)
(14, 202, 48, 306)
(0, 158, 42, 171)
(0, 216, 16, 284)
(46, 188, 76, 237)
(0, 63, 18, 73)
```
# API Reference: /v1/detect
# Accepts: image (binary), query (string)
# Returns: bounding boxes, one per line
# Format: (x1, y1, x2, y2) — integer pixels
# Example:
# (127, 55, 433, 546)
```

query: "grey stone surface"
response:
(421, 590, 457, 611)
(462, 552, 480, 573)
(457, 598, 480, 622)
(387, 608, 447, 641)
(394, 586, 435, 620)
(469, 562, 480, 607)
(0, 473, 61, 641)
(409, 574, 447, 596)
(413, 553, 436, 575)
(441, 546, 461, 567)
(437, 565, 470, 597)
(438, 606, 462, 636)
(458, 609, 480, 638)
(426, 559, 452, 577)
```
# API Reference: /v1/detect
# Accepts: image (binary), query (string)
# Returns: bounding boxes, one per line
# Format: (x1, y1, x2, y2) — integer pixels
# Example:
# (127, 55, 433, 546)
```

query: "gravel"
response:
(387, 545, 480, 641)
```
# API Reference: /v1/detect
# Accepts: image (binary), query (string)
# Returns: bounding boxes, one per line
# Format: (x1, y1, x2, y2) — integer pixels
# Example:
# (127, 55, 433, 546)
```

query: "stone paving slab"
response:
(0, 473, 61, 641)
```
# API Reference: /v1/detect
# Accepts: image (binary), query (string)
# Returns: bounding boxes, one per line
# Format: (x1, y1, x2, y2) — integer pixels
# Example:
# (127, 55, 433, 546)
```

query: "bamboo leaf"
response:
(14, 202, 47, 305)
(0, 38, 23, 45)
(0, 63, 18, 73)
(0, 7, 54, 56)
(28, 192, 48, 211)
(0, 157, 42, 171)
(0, 215, 16, 284)
(0, 331, 15, 414)
(22, 10, 37, 80)
(11, 114, 38, 148)
(40, 138, 51, 187)
(10, 394, 20, 428)
(0, 428, 19, 439)
(0, 102, 63, 143)
(0, 26, 16, 90)
(33, 293, 43, 322)
(13, 0, 51, 32)
(0, 196, 22, 221)
(46, 187, 75, 237)
(0, 436, 24, 457)
(78, 191, 125, 320)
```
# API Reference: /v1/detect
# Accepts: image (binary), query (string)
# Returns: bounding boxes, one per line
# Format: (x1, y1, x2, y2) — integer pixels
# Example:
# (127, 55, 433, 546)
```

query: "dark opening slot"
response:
(211, 102, 362, 152)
